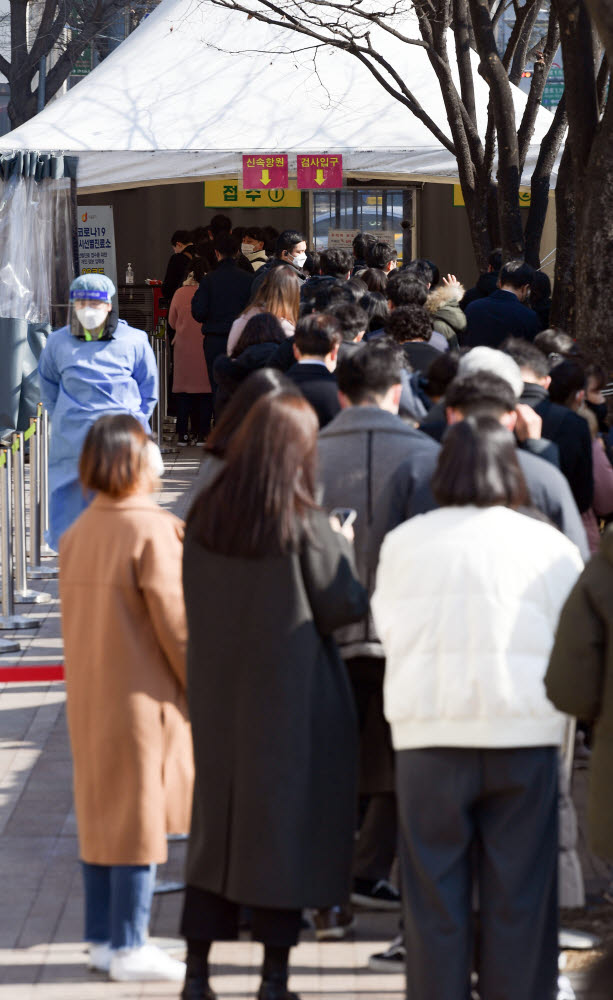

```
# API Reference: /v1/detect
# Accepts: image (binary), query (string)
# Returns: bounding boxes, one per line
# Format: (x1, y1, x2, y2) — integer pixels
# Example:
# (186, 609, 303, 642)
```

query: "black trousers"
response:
(203, 333, 229, 408)
(175, 392, 214, 440)
(396, 745, 559, 1000)
(345, 656, 397, 882)
(181, 885, 302, 948)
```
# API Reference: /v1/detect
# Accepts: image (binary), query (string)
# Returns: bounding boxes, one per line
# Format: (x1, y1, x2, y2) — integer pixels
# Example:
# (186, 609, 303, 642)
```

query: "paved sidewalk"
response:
(0, 447, 405, 999)
(0, 446, 594, 998)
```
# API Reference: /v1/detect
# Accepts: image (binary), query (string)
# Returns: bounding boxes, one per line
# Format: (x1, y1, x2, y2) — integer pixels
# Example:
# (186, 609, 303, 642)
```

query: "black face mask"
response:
(587, 400, 608, 425)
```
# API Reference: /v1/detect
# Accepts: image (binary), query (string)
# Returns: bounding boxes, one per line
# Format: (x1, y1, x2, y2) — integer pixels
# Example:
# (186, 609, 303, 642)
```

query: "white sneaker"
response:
(109, 943, 186, 982)
(88, 941, 111, 972)
(557, 974, 576, 1000)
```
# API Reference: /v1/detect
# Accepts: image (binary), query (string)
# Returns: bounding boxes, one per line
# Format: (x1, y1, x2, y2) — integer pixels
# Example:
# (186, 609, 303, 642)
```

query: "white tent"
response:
(0, 0, 556, 191)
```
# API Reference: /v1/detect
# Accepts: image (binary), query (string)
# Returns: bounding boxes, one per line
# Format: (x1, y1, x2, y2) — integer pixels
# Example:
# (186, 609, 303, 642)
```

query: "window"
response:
(312, 188, 405, 260)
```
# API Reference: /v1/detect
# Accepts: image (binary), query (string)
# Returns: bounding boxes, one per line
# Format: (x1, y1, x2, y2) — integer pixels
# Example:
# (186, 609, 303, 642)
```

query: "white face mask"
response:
(241, 243, 260, 258)
(75, 306, 108, 331)
(292, 252, 307, 269)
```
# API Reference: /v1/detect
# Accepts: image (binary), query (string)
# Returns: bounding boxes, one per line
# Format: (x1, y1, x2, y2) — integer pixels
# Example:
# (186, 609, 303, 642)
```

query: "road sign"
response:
(204, 179, 301, 208)
(542, 67, 564, 109)
(71, 44, 93, 77)
(243, 155, 288, 190)
(297, 154, 343, 189)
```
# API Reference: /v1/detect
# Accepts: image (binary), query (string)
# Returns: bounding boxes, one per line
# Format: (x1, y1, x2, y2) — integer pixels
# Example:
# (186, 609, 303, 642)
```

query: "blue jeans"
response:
(82, 862, 156, 950)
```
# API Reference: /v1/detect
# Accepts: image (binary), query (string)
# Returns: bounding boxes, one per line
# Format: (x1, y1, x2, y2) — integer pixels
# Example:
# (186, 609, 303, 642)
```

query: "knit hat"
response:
(458, 346, 524, 399)
(69, 273, 116, 302)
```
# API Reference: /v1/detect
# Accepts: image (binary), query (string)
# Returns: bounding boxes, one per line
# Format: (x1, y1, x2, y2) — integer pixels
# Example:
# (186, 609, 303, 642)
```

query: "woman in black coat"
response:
(180, 391, 368, 1000)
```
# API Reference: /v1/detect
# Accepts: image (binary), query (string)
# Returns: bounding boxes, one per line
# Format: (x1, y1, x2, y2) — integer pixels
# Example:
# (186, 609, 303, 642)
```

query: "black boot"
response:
(181, 946, 217, 1000)
(257, 986, 300, 1000)
(257, 945, 300, 1000)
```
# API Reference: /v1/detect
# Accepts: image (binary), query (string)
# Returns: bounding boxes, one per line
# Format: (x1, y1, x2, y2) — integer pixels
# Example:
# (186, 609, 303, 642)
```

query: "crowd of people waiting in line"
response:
(41, 219, 613, 1000)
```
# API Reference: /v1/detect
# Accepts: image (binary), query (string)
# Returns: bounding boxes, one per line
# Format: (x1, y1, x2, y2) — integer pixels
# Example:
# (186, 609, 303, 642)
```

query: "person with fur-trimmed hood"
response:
(425, 274, 466, 351)
(403, 259, 465, 351)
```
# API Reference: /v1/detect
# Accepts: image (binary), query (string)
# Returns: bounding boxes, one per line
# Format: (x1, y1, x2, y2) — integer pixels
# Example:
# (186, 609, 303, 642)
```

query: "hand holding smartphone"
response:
(329, 507, 357, 542)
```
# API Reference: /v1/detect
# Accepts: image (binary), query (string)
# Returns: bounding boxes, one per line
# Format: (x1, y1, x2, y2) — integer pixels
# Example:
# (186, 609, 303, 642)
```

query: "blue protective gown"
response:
(38, 320, 158, 549)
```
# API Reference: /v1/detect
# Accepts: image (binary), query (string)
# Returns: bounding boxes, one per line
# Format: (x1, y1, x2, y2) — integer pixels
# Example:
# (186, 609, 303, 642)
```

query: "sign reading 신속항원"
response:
(243, 155, 289, 190)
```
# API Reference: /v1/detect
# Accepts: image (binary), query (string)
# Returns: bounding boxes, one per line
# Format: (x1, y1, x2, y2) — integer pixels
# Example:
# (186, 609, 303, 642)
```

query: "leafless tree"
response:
(550, 0, 613, 365)
(206, 0, 567, 272)
(0, 0, 135, 129)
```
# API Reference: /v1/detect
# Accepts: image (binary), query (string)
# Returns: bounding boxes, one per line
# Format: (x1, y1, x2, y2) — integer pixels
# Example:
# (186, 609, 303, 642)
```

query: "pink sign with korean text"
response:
(242, 154, 289, 190)
(296, 154, 343, 189)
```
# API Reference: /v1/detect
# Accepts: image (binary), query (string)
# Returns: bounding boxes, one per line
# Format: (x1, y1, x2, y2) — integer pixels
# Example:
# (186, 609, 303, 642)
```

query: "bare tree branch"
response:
(517, 12, 560, 172)
(509, 0, 539, 85)
(524, 92, 567, 265)
(453, 0, 477, 125)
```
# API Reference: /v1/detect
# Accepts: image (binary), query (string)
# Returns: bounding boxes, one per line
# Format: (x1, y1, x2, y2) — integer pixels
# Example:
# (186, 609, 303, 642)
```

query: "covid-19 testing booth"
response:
(0, 0, 557, 433)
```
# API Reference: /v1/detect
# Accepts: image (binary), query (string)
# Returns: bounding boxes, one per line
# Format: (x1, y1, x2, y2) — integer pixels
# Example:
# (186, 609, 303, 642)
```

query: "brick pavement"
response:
(0, 446, 593, 998)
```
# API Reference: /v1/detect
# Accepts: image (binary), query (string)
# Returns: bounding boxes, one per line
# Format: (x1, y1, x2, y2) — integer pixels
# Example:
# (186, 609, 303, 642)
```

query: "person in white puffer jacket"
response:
(372, 414, 583, 1000)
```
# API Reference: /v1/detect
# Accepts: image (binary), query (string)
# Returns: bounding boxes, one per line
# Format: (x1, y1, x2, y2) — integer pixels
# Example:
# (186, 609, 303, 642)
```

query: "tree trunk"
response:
(550, 143, 577, 334)
(573, 94, 613, 371)
(7, 85, 38, 129)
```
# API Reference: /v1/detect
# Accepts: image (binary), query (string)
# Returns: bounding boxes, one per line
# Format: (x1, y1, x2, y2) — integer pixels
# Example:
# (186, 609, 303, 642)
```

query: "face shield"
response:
(69, 290, 113, 339)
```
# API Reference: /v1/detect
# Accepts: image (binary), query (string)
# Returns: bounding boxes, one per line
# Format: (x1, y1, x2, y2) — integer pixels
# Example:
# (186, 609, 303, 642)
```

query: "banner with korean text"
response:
(76, 206, 118, 302)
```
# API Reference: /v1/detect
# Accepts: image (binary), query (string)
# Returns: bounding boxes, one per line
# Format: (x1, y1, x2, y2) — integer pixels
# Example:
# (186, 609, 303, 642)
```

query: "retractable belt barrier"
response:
(28, 406, 58, 581)
(151, 325, 177, 456)
(0, 403, 57, 651)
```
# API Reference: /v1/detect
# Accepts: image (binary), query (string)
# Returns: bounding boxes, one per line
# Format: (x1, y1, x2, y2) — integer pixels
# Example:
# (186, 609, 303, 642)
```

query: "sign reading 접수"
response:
(204, 179, 302, 208)
(243, 155, 289, 190)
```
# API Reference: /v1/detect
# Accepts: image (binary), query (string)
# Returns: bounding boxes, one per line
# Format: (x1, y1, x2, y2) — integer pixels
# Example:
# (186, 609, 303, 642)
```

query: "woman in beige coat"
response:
(59, 414, 193, 984)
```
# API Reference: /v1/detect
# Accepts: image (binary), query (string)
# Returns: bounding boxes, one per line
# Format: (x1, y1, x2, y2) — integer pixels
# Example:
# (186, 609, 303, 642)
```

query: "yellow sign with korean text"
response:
(204, 179, 302, 208)
(453, 184, 531, 207)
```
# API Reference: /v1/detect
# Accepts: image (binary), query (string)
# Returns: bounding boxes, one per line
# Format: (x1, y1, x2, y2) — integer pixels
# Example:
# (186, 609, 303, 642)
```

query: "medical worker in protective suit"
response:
(38, 274, 158, 550)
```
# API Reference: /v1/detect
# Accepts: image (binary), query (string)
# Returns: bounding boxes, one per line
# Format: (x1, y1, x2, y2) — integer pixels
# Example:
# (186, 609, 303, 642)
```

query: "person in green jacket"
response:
(545, 524, 613, 864)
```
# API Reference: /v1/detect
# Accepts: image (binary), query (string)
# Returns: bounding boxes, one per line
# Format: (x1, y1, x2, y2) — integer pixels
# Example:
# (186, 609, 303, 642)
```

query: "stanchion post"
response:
(0, 448, 20, 652)
(12, 433, 51, 604)
(162, 334, 168, 420)
(0, 447, 42, 629)
(155, 339, 163, 450)
(39, 407, 54, 557)
(155, 337, 175, 456)
(28, 418, 58, 581)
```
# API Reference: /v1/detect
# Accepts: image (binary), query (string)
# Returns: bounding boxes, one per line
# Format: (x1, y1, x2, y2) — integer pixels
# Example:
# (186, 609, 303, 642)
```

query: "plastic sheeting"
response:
(0, 153, 77, 436)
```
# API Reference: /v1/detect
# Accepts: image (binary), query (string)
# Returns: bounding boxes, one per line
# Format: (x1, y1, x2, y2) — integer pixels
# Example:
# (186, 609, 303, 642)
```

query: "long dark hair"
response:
(188, 392, 319, 556)
(432, 415, 529, 509)
(204, 368, 297, 458)
(231, 312, 286, 359)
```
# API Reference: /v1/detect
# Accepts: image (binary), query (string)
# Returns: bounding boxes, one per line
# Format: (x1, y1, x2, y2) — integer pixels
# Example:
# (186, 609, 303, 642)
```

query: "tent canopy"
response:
(0, 0, 556, 191)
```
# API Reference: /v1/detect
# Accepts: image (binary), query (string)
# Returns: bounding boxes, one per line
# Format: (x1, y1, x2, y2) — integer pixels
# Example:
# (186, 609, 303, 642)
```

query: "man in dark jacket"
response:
(352, 231, 377, 274)
(464, 259, 541, 348)
(319, 342, 440, 923)
(250, 229, 308, 295)
(370, 372, 589, 565)
(460, 248, 501, 311)
(285, 313, 342, 427)
(503, 339, 594, 513)
(161, 229, 194, 304)
(191, 232, 254, 403)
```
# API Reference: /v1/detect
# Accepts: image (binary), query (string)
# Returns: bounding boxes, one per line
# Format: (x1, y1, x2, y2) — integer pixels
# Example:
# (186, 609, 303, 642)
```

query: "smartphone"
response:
(330, 507, 358, 529)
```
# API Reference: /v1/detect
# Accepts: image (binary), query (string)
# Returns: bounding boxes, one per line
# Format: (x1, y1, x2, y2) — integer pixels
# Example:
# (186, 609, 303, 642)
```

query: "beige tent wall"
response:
(418, 183, 557, 285)
(418, 183, 479, 285)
